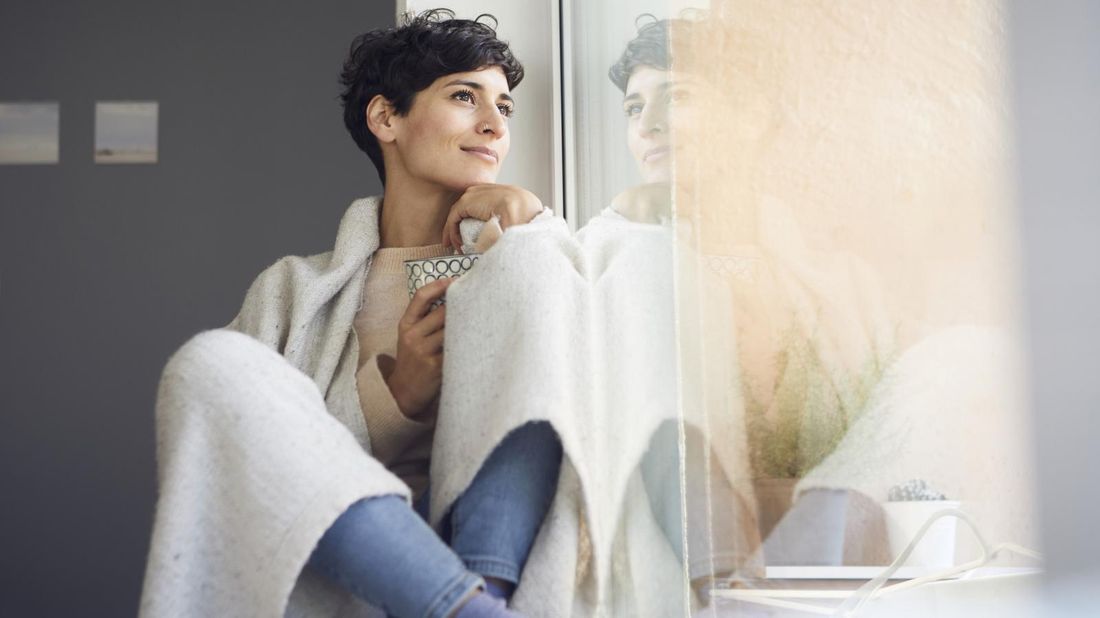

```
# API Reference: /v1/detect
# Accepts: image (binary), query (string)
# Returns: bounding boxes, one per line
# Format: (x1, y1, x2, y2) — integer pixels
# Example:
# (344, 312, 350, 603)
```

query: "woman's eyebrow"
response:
(443, 79, 514, 104)
(624, 82, 671, 104)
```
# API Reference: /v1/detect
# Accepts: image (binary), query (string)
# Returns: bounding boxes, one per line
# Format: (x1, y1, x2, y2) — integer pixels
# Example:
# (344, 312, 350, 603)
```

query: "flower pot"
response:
(881, 500, 960, 568)
(762, 488, 850, 566)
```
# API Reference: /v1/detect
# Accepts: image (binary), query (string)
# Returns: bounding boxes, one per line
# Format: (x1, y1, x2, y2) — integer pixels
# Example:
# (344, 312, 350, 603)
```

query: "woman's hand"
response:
(442, 184, 544, 252)
(384, 277, 453, 419)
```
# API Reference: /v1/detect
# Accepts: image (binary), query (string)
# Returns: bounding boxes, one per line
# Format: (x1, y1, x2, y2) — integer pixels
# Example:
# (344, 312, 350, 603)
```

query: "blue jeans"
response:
(308, 421, 562, 618)
(641, 420, 753, 581)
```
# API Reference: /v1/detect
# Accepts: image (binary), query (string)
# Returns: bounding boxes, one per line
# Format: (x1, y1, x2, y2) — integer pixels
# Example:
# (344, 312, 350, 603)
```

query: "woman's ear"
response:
(365, 94, 398, 144)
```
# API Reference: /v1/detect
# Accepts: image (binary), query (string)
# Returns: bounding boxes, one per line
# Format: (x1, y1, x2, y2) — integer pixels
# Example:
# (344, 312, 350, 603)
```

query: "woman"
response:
(140, 11, 561, 618)
(604, 15, 764, 599)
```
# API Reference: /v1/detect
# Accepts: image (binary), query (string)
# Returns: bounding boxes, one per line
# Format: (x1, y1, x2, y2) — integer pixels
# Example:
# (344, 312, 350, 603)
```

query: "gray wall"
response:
(1010, 1, 1100, 584)
(0, 1, 392, 615)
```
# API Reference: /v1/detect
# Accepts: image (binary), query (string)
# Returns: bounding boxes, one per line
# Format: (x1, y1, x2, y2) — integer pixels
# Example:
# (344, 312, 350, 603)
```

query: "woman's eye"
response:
(624, 103, 643, 117)
(497, 104, 514, 118)
(452, 89, 475, 104)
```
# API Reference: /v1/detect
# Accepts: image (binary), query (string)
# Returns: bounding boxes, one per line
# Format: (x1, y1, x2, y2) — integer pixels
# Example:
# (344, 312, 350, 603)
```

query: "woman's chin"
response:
(638, 160, 672, 185)
(644, 170, 672, 185)
(443, 173, 499, 191)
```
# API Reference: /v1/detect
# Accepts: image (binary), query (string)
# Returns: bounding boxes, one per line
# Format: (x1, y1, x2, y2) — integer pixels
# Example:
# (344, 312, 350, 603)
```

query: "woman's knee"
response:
(165, 329, 262, 382)
(466, 421, 563, 502)
(498, 421, 563, 470)
(157, 328, 319, 422)
(510, 420, 560, 448)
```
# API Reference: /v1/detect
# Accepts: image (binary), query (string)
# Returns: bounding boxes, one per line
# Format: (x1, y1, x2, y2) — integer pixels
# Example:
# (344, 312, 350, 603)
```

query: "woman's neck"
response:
(378, 173, 460, 248)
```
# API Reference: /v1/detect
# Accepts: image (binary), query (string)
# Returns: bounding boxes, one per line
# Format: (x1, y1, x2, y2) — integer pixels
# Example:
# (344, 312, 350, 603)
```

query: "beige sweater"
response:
(353, 242, 452, 500)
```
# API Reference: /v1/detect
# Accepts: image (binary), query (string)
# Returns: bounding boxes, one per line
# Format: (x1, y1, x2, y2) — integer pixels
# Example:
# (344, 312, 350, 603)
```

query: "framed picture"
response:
(95, 101, 158, 164)
(0, 102, 60, 165)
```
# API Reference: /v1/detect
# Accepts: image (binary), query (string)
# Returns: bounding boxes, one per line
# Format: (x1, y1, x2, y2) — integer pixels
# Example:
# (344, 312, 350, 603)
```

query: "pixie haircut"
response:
(339, 9, 524, 184)
(608, 16, 708, 94)
(609, 17, 673, 93)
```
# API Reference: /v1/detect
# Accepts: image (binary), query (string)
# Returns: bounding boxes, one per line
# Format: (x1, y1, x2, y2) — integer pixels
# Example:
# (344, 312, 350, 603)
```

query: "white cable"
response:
(709, 508, 1042, 616)
(831, 508, 1042, 617)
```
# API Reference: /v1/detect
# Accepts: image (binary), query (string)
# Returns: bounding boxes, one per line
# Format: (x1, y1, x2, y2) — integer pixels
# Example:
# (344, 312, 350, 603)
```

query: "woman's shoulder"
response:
(224, 196, 382, 335)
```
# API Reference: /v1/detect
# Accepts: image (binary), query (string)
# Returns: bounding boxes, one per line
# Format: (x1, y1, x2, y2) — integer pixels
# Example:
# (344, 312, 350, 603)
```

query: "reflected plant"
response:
(747, 326, 888, 479)
(888, 479, 947, 502)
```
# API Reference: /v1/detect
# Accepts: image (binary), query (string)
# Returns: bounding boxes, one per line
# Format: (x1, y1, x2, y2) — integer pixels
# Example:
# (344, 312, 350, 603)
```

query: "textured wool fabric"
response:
(140, 326, 410, 618)
(139, 197, 561, 618)
(141, 196, 409, 618)
(139, 196, 743, 617)
(433, 207, 761, 616)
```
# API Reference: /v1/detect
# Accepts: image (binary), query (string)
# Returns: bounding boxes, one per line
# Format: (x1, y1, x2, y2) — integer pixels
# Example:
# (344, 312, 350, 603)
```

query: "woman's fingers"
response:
(425, 328, 445, 354)
(443, 196, 476, 252)
(443, 186, 499, 251)
(441, 184, 542, 251)
(442, 194, 467, 249)
(409, 303, 446, 338)
(404, 277, 453, 322)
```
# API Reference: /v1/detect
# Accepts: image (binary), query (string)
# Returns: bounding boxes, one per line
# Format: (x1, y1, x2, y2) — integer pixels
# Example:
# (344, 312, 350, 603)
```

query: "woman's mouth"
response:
(643, 146, 670, 163)
(461, 146, 499, 164)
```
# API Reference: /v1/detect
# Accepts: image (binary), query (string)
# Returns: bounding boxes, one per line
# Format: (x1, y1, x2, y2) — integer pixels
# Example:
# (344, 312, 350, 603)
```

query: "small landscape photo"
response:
(0, 102, 60, 165)
(95, 101, 158, 164)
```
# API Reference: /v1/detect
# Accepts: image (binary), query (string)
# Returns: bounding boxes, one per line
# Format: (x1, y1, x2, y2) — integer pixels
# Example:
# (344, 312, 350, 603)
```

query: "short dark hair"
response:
(609, 15, 713, 94)
(608, 16, 673, 93)
(339, 9, 524, 184)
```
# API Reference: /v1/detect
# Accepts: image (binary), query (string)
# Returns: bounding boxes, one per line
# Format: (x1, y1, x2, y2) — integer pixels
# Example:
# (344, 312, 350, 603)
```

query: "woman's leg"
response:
(308, 495, 486, 618)
(442, 421, 563, 595)
(309, 420, 561, 615)
(641, 420, 760, 588)
(149, 329, 437, 617)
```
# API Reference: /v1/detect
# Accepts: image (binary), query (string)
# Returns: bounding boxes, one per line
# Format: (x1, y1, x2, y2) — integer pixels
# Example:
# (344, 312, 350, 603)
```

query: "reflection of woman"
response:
(592, 6, 1030, 588)
(605, 19, 675, 225)
(607, 17, 895, 569)
(603, 16, 764, 600)
(603, 14, 895, 577)
(141, 12, 562, 618)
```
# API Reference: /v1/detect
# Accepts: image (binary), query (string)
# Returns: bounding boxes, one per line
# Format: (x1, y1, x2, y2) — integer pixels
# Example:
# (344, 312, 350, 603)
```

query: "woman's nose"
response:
(479, 107, 507, 137)
(640, 101, 668, 136)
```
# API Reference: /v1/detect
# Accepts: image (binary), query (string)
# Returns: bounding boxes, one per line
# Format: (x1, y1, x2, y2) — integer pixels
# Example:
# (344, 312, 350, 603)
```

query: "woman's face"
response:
(622, 65, 702, 184)
(388, 66, 514, 191)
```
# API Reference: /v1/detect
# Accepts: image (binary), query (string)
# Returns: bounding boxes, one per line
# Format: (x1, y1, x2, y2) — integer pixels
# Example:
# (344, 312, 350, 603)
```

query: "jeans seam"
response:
(458, 555, 522, 583)
(421, 570, 485, 618)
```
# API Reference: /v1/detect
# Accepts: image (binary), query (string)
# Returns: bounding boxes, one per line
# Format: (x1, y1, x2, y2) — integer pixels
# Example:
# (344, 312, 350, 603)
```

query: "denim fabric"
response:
(308, 494, 483, 618)
(308, 421, 562, 618)
(413, 483, 432, 522)
(640, 419, 748, 581)
(443, 421, 563, 584)
(641, 421, 687, 563)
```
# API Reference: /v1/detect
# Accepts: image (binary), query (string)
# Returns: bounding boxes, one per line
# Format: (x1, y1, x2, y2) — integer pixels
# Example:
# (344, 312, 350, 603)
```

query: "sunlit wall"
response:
(581, 0, 1039, 611)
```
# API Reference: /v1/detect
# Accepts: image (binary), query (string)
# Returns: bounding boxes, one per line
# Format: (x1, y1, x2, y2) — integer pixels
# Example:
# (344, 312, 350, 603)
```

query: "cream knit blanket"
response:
(140, 197, 738, 617)
(437, 208, 688, 616)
